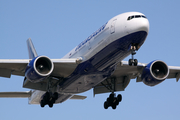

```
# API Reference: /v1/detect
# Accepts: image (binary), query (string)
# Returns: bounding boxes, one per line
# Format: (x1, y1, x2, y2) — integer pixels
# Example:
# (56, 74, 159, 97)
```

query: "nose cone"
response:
(138, 18, 149, 33)
(126, 17, 149, 34)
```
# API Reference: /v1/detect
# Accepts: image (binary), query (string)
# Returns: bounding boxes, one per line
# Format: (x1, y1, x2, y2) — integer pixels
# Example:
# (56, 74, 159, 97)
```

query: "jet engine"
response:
(25, 56, 54, 83)
(141, 60, 169, 86)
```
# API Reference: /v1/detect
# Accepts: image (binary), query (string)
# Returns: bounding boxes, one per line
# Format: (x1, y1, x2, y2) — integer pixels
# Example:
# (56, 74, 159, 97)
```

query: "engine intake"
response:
(34, 56, 53, 76)
(25, 56, 54, 82)
(141, 60, 169, 86)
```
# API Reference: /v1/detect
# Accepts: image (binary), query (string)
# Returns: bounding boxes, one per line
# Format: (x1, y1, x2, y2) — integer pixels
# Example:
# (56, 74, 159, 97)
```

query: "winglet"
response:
(176, 73, 180, 82)
(27, 38, 38, 59)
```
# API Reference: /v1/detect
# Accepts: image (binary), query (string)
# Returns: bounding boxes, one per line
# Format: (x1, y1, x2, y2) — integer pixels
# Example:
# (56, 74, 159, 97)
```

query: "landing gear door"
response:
(111, 19, 117, 34)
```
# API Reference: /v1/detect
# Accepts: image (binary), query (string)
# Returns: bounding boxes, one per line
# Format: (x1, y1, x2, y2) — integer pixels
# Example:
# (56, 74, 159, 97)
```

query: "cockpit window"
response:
(141, 16, 147, 18)
(127, 15, 147, 21)
(135, 15, 141, 18)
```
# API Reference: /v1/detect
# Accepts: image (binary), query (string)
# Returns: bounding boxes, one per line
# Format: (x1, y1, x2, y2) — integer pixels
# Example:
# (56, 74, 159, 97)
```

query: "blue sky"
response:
(0, 0, 180, 120)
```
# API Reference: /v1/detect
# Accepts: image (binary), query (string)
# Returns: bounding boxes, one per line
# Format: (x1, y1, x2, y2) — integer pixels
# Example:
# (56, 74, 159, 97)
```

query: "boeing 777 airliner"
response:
(0, 12, 180, 109)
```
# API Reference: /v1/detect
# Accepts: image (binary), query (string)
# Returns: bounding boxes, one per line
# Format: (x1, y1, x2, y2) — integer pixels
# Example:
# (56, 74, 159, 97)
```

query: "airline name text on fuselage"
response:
(75, 22, 107, 51)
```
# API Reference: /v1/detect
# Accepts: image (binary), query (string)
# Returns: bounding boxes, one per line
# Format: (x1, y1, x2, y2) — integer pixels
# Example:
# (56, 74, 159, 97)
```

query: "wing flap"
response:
(0, 59, 29, 77)
(70, 95, 87, 100)
(0, 68, 11, 78)
(0, 91, 32, 98)
(94, 76, 131, 95)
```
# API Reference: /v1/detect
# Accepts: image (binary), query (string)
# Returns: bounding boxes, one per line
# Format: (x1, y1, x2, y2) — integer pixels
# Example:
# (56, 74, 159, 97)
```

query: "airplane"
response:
(0, 12, 180, 110)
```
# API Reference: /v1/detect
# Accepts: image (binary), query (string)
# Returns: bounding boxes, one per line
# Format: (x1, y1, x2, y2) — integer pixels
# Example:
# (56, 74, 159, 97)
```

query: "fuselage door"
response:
(88, 41, 91, 50)
(111, 19, 117, 34)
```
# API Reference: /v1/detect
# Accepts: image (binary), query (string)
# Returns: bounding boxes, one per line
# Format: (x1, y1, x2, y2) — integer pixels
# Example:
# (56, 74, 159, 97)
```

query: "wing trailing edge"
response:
(70, 95, 87, 100)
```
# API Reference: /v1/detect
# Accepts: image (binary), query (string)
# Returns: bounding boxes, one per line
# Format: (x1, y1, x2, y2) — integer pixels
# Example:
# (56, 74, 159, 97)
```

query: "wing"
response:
(167, 66, 180, 81)
(0, 58, 80, 92)
(0, 58, 79, 78)
(93, 61, 180, 95)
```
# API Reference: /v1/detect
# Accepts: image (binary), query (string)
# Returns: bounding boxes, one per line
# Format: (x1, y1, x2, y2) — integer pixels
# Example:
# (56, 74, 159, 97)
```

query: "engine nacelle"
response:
(141, 60, 169, 86)
(25, 56, 54, 83)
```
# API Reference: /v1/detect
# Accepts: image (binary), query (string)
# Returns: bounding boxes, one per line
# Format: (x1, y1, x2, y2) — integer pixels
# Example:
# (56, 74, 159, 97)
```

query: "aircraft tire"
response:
(104, 101, 109, 109)
(117, 94, 122, 102)
(48, 101, 53, 108)
(40, 100, 45, 107)
(134, 59, 138, 66)
(129, 59, 133, 66)
(112, 104, 117, 109)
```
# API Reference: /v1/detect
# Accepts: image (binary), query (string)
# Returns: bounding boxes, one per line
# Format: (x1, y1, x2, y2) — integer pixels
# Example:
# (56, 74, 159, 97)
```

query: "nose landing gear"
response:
(129, 45, 138, 66)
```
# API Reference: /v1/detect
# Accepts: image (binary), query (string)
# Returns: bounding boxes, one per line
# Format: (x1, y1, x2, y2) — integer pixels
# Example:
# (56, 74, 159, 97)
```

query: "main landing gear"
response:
(104, 93, 122, 109)
(129, 45, 138, 66)
(102, 77, 122, 110)
(40, 77, 60, 108)
(40, 92, 58, 108)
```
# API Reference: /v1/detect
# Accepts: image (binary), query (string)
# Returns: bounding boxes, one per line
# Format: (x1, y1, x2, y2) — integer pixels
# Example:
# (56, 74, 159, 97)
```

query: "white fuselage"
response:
(60, 12, 149, 92)
(64, 12, 149, 61)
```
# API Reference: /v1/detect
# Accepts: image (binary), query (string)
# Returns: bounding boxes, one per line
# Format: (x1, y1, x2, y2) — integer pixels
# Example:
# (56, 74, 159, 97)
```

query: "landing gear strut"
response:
(102, 77, 122, 109)
(40, 92, 58, 108)
(40, 77, 59, 108)
(129, 45, 138, 66)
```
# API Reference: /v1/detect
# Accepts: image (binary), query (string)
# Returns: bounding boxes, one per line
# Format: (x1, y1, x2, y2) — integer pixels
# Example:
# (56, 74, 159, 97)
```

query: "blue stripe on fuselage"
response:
(59, 31, 148, 93)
